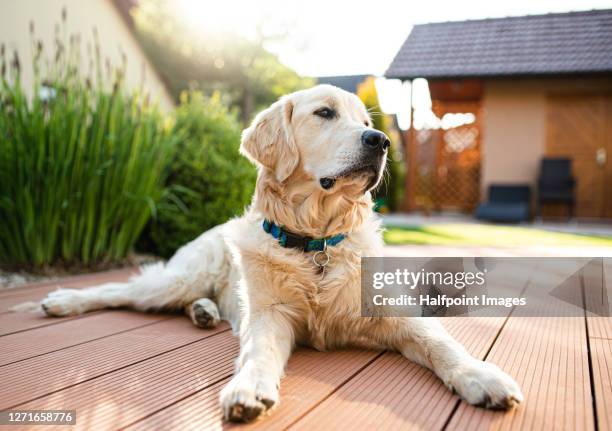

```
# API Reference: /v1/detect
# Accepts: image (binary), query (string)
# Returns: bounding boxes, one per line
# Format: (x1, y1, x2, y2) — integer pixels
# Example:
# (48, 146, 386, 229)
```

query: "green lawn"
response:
(384, 224, 612, 247)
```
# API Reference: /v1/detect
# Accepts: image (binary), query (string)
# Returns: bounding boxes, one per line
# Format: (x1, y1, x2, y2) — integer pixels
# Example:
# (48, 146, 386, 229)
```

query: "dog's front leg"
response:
(387, 318, 523, 409)
(220, 310, 294, 422)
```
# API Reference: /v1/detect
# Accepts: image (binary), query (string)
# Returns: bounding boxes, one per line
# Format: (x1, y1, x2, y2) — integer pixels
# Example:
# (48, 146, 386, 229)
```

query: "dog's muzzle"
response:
(319, 129, 390, 191)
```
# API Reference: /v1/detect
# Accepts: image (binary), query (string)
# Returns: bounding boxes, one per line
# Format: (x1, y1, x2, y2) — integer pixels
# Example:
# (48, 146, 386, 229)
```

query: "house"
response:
(0, 0, 174, 111)
(386, 9, 612, 219)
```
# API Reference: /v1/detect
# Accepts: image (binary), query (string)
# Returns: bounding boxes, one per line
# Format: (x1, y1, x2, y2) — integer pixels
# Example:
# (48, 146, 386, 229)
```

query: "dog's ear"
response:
(240, 97, 298, 182)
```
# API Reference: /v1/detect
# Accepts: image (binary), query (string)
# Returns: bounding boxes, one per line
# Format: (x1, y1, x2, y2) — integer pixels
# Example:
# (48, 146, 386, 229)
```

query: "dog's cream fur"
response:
(41, 85, 522, 422)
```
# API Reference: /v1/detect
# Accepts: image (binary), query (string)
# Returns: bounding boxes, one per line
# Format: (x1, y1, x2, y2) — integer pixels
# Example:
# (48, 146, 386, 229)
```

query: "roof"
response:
(317, 75, 370, 93)
(385, 9, 612, 80)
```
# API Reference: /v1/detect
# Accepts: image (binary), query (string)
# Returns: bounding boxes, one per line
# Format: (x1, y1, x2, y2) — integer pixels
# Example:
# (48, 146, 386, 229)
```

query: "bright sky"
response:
(178, 0, 612, 128)
(179, 0, 612, 77)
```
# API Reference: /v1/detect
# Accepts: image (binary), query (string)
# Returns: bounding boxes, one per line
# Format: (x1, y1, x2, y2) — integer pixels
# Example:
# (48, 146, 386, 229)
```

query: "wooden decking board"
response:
(586, 260, 612, 340)
(126, 348, 381, 431)
(447, 316, 593, 430)
(589, 338, 612, 431)
(449, 306, 593, 429)
(0, 286, 91, 313)
(0, 285, 87, 312)
(583, 259, 611, 430)
(0, 268, 138, 330)
(589, 317, 612, 340)
(0, 284, 77, 301)
(448, 318, 535, 431)
(126, 379, 230, 431)
(0, 310, 169, 366)
(243, 349, 382, 431)
(0, 293, 51, 313)
(128, 318, 505, 431)
(441, 317, 509, 358)
(0, 318, 228, 409)
(292, 352, 452, 431)
(445, 262, 595, 431)
(16, 331, 238, 430)
(1, 267, 609, 430)
(0, 268, 137, 298)
(287, 317, 508, 431)
(0, 310, 95, 337)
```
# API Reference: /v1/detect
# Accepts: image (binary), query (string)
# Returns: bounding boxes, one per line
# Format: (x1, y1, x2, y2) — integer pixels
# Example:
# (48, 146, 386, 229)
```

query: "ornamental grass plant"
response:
(0, 16, 178, 269)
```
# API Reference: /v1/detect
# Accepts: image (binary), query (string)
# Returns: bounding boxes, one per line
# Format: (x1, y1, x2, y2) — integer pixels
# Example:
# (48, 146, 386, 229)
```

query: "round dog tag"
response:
(312, 250, 330, 267)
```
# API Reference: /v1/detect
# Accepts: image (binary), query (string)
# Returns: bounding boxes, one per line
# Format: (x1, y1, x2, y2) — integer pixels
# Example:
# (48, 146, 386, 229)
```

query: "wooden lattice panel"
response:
(407, 101, 482, 212)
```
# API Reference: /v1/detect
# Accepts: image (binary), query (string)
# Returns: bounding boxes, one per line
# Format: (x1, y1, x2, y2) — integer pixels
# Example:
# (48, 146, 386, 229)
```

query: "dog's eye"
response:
(314, 107, 335, 119)
(364, 121, 370, 127)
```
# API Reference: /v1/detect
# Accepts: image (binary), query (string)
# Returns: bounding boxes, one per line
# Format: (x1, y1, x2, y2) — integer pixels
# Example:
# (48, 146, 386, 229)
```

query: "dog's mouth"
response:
(319, 163, 383, 192)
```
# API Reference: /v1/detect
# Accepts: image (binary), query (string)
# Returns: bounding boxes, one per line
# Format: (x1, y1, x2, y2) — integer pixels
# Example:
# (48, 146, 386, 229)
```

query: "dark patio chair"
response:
(536, 158, 575, 219)
(475, 185, 531, 223)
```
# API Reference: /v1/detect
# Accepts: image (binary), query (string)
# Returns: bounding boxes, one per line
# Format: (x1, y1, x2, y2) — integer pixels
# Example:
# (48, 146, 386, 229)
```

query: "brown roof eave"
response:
(384, 70, 612, 81)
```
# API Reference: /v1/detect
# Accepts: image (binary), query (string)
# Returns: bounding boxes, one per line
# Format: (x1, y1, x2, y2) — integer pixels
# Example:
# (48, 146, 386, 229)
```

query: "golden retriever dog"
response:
(41, 85, 523, 422)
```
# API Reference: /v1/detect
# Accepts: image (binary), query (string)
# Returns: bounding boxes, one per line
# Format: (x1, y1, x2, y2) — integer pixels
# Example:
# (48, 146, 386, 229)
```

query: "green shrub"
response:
(0, 36, 177, 268)
(139, 91, 256, 258)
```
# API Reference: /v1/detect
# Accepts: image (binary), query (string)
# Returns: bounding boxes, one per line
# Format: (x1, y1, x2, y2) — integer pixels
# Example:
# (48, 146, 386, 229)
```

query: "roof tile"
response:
(385, 9, 612, 79)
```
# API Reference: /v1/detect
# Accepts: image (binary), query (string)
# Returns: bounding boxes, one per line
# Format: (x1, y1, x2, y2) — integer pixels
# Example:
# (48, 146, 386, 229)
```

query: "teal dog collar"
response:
(262, 219, 345, 253)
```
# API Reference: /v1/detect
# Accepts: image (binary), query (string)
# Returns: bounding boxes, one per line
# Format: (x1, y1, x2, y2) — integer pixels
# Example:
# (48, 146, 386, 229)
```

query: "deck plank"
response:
(0, 268, 137, 317)
(120, 268, 529, 431)
(586, 259, 612, 431)
(445, 261, 594, 431)
(589, 338, 612, 431)
(0, 268, 137, 299)
(287, 317, 506, 431)
(0, 294, 53, 314)
(0, 310, 90, 336)
(15, 330, 238, 430)
(290, 351, 451, 431)
(0, 310, 169, 366)
(0, 318, 228, 409)
(446, 316, 593, 431)
(0, 263, 606, 430)
(127, 348, 382, 431)
(586, 258, 612, 340)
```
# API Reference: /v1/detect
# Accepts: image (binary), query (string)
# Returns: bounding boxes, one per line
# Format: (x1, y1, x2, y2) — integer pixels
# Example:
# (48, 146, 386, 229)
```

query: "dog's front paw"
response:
(41, 289, 88, 317)
(220, 369, 279, 422)
(447, 360, 523, 409)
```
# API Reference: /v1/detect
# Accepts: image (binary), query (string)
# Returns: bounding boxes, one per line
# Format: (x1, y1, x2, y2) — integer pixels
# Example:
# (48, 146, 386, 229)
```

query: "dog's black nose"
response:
(361, 130, 390, 152)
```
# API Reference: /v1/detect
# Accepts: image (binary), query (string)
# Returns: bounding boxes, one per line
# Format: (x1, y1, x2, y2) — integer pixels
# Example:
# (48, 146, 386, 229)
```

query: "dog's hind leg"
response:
(185, 298, 221, 329)
(41, 262, 200, 316)
(41, 226, 232, 317)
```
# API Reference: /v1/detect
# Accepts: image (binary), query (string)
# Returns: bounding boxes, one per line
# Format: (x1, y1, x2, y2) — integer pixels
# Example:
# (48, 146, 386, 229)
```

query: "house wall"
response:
(481, 76, 612, 199)
(0, 0, 174, 111)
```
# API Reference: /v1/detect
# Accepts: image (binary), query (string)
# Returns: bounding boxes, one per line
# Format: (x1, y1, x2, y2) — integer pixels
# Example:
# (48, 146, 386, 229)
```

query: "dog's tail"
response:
(9, 301, 42, 313)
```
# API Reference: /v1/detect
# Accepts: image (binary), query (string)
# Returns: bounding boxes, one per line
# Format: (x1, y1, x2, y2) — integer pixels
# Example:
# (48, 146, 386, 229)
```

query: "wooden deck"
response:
(0, 267, 610, 431)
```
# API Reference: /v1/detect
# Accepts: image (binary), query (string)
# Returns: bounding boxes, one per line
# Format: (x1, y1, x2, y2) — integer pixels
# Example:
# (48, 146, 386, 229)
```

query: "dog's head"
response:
(240, 85, 389, 196)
